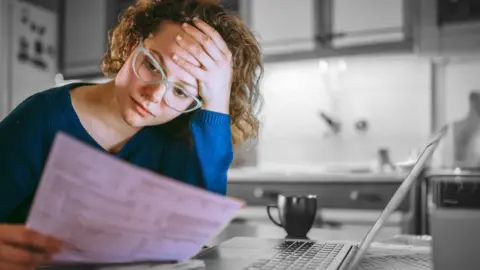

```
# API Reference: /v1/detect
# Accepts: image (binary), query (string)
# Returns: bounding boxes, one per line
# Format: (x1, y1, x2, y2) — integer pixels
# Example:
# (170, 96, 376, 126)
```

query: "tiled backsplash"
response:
(256, 55, 432, 167)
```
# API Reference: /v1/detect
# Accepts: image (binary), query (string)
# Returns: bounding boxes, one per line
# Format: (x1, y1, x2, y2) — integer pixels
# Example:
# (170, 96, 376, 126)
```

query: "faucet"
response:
(377, 148, 395, 173)
(319, 111, 341, 134)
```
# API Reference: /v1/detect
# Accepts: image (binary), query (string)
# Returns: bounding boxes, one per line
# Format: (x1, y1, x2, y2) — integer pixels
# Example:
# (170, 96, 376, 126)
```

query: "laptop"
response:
(195, 126, 448, 270)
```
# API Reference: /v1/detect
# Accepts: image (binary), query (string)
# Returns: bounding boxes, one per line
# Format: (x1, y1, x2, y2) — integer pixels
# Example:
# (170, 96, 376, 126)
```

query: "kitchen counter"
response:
(228, 167, 408, 183)
(206, 221, 400, 247)
(226, 166, 423, 234)
(234, 206, 403, 226)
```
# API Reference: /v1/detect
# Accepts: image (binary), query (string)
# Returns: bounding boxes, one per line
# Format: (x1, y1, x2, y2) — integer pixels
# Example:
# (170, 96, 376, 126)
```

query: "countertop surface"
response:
(234, 206, 403, 225)
(228, 166, 409, 183)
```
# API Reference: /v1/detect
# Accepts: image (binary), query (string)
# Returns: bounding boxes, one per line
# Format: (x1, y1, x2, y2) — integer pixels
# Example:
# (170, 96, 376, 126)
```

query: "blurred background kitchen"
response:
(1, 0, 479, 244)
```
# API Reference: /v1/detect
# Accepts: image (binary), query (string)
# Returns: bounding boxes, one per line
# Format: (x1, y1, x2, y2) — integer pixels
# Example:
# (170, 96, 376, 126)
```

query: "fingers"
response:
(175, 19, 233, 75)
(192, 19, 231, 58)
(181, 22, 224, 62)
(176, 33, 215, 69)
(0, 262, 36, 270)
(0, 243, 51, 267)
(0, 226, 62, 269)
(172, 54, 206, 81)
(173, 46, 201, 67)
(0, 225, 63, 253)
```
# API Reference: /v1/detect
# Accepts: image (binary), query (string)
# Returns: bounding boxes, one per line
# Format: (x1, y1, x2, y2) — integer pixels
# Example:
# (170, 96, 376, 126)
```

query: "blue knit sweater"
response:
(0, 83, 233, 223)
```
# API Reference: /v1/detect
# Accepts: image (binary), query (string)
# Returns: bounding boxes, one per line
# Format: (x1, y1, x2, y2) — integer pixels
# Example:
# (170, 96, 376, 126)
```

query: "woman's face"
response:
(115, 21, 200, 128)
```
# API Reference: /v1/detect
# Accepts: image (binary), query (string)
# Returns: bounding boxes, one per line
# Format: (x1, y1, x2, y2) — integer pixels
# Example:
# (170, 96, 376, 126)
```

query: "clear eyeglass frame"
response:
(131, 37, 203, 113)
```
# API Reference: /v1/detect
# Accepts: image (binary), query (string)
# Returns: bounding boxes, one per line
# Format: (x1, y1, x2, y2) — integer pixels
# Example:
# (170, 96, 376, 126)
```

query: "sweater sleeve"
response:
(185, 110, 233, 195)
(0, 93, 50, 222)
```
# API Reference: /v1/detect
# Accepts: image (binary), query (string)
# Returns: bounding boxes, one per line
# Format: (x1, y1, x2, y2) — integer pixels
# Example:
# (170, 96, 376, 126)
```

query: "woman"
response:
(0, 0, 263, 268)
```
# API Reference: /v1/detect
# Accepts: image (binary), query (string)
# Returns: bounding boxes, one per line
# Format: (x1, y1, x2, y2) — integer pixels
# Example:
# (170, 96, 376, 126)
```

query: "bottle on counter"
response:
(431, 90, 480, 169)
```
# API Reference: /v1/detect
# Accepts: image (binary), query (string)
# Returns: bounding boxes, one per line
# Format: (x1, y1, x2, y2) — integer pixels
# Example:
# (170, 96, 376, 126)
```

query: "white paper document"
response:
(26, 132, 243, 264)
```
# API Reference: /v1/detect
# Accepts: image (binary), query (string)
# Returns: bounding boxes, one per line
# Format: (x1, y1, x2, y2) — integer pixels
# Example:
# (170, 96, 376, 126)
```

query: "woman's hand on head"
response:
(173, 18, 233, 115)
(0, 224, 63, 270)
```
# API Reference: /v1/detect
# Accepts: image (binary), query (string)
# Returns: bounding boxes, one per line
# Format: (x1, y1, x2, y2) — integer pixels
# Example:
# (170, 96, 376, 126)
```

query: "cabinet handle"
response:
(350, 191, 383, 203)
(316, 33, 346, 44)
(254, 188, 280, 201)
(317, 27, 405, 44)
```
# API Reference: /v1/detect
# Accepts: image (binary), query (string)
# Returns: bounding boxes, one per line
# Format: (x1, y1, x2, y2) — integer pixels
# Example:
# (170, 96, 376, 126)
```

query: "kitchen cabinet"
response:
(419, 0, 480, 56)
(253, 0, 416, 63)
(60, 0, 422, 77)
(60, 0, 242, 79)
(61, 0, 109, 78)
(59, 0, 318, 76)
(60, 0, 133, 79)
(331, 0, 406, 48)
(255, 0, 479, 61)
(247, 0, 316, 55)
(438, 0, 480, 25)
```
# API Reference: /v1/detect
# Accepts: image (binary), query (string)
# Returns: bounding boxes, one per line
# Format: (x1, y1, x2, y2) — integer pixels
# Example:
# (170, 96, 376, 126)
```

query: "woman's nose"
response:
(141, 84, 166, 104)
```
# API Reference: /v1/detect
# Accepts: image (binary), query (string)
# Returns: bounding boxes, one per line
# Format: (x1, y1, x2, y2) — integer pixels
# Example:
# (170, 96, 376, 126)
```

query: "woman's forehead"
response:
(148, 21, 183, 46)
(144, 22, 198, 90)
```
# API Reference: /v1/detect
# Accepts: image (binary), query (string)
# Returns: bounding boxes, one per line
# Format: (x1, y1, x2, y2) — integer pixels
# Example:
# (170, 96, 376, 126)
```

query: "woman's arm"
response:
(0, 93, 50, 222)
(165, 110, 233, 195)
(189, 110, 233, 195)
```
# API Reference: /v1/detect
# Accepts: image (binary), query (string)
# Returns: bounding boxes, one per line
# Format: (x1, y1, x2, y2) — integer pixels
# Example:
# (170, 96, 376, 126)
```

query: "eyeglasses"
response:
(131, 37, 202, 113)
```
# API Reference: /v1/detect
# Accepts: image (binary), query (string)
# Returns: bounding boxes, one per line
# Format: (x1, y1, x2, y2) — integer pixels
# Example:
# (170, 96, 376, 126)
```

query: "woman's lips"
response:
(130, 97, 154, 117)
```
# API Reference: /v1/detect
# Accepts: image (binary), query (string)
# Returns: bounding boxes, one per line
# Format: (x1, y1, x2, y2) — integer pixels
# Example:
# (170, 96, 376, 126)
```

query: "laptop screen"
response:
(346, 125, 448, 269)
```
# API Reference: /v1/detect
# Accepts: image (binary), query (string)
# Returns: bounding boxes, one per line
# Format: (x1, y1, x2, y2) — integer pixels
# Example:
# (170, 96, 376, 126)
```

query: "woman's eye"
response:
(146, 60, 158, 72)
(173, 87, 188, 98)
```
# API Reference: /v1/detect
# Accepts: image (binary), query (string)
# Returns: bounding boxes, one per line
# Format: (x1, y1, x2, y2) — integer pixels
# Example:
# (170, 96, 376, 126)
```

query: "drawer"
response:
(227, 182, 411, 212)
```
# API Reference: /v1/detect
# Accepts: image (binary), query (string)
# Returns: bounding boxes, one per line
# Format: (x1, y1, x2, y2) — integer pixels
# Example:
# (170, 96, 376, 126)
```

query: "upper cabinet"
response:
(247, 0, 316, 55)
(60, 0, 413, 77)
(60, 0, 243, 78)
(61, 0, 133, 79)
(62, 0, 108, 78)
(59, 0, 480, 78)
(331, 0, 406, 48)
(242, 0, 415, 62)
(419, 0, 480, 56)
(438, 0, 480, 24)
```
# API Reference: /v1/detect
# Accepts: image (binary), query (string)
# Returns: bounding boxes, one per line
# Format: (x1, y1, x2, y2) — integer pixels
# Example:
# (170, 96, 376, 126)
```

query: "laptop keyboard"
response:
(245, 240, 346, 270)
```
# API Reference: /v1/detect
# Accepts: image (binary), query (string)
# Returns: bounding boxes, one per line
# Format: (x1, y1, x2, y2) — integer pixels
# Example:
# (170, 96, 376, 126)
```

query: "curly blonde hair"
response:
(101, 0, 263, 145)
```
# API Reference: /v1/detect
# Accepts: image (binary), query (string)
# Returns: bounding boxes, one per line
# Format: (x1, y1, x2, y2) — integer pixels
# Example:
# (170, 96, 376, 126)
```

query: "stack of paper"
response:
(27, 133, 243, 265)
(360, 243, 432, 270)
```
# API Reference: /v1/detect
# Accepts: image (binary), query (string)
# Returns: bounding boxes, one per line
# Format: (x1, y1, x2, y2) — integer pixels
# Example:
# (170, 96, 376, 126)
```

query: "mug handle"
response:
(267, 204, 282, 227)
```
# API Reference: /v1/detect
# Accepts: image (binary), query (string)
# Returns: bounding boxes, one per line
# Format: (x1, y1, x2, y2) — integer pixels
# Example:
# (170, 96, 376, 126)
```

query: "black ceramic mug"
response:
(267, 194, 317, 239)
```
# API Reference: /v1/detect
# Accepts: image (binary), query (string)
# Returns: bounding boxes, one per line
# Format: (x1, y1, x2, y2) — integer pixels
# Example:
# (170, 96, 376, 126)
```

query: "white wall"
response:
(257, 55, 432, 168)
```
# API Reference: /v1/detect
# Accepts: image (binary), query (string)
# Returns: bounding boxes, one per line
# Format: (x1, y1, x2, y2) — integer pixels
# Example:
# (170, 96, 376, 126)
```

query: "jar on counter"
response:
(427, 170, 480, 270)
